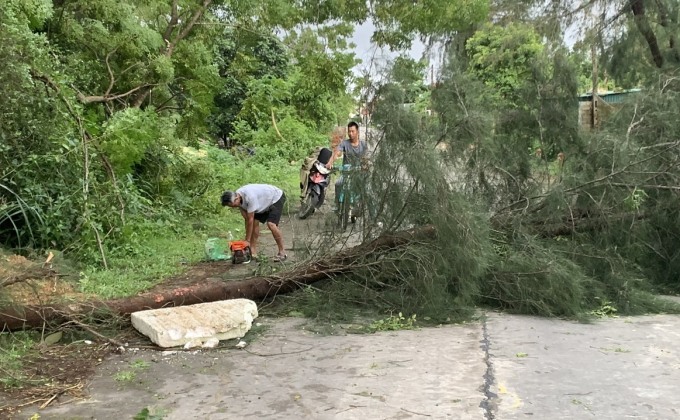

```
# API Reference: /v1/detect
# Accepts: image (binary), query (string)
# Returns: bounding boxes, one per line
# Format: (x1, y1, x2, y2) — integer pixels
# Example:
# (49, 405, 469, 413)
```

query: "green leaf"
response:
(42, 331, 62, 346)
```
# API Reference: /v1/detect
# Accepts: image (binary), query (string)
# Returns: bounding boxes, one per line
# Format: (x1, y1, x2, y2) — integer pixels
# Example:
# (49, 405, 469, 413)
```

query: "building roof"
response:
(578, 88, 642, 103)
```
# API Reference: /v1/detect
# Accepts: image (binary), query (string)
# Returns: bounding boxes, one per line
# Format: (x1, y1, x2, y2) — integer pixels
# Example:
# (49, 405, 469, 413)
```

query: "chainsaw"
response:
(229, 240, 252, 264)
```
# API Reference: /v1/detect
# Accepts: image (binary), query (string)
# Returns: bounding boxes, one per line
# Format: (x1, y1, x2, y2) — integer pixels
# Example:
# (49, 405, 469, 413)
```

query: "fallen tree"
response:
(0, 225, 436, 331)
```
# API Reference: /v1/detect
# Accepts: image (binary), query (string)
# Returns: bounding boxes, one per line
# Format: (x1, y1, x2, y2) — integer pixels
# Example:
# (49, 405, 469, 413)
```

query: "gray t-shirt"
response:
(337, 139, 368, 167)
(236, 184, 283, 213)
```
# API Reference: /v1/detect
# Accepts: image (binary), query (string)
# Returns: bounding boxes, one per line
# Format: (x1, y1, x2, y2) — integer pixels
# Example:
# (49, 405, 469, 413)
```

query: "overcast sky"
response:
(349, 20, 428, 80)
(348, 15, 582, 82)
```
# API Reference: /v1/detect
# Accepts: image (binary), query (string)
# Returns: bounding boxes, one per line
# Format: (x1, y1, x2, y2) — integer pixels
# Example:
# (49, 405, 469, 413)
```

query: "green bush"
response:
(234, 116, 328, 164)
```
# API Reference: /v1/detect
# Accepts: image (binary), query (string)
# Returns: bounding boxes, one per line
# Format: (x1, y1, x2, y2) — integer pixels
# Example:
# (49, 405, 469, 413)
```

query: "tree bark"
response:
(654, 0, 680, 63)
(0, 225, 436, 331)
(630, 0, 664, 68)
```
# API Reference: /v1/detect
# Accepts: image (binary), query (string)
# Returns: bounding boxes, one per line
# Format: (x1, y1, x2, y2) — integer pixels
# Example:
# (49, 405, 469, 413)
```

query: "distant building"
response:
(578, 89, 642, 129)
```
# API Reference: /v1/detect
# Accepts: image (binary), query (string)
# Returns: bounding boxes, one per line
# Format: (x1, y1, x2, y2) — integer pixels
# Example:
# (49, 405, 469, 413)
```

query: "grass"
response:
(114, 359, 151, 383)
(78, 212, 242, 299)
(368, 312, 417, 332)
(0, 331, 39, 389)
(134, 406, 169, 420)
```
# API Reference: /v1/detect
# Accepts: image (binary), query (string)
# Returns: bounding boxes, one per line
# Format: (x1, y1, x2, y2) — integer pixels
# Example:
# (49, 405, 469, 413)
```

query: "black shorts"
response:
(254, 193, 286, 225)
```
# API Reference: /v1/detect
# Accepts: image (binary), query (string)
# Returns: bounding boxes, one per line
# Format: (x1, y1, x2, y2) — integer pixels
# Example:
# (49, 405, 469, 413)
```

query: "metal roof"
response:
(578, 88, 642, 103)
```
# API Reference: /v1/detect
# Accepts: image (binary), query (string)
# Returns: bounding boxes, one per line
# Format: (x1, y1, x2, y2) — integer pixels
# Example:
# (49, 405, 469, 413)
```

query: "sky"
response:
(348, 13, 583, 83)
(349, 19, 430, 81)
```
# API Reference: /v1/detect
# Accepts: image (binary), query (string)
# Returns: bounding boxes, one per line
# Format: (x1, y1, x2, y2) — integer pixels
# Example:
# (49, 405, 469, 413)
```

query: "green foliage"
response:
(209, 27, 290, 140)
(482, 236, 598, 318)
(385, 56, 428, 104)
(134, 407, 167, 420)
(0, 331, 40, 388)
(296, 0, 368, 24)
(372, 0, 489, 48)
(236, 116, 328, 164)
(283, 26, 358, 128)
(570, 51, 624, 95)
(583, 89, 680, 293)
(0, 183, 43, 247)
(150, 55, 175, 84)
(432, 26, 579, 207)
(369, 312, 417, 331)
(590, 298, 618, 318)
(466, 23, 545, 106)
(0, 0, 81, 249)
(237, 76, 293, 129)
(114, 359, 149, 383)
(15, 0, 53, 29)
(283, 29, 680, 323)
(623, 187, 648, 211)
(100, 109, 175, 175)
(209, 20, 359, 144)
(611, 0, 680, 74)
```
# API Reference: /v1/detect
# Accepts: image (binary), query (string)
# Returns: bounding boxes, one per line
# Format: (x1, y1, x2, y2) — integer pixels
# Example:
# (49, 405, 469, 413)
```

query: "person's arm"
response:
(241, 208, 256, 243)
(326, 145, 342, 168)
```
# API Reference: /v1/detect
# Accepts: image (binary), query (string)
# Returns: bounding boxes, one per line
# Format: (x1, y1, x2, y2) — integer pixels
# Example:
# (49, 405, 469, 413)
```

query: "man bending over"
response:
(221, 184, 287, 262)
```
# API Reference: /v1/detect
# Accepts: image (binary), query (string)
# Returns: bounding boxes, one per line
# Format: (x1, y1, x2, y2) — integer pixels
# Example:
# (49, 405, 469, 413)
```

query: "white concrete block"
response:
(131, 299, 258, 348)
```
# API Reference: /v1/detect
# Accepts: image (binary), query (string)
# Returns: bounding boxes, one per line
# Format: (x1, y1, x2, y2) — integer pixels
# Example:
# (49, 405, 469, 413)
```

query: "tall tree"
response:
(369, 0, 490, 49)
(210, 27, 290, 141)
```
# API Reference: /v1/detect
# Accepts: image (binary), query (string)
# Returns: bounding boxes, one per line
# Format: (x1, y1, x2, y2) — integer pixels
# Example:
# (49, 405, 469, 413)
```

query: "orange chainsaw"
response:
(229, 240, 252, 264)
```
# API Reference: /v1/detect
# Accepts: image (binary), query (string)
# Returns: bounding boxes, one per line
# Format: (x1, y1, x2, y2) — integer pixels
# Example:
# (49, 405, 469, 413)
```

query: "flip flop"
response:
(273, 254, 288, 262)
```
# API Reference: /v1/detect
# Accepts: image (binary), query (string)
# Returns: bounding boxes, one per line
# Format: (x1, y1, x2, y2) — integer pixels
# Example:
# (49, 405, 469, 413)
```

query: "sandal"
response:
(273, 253, 288, 262)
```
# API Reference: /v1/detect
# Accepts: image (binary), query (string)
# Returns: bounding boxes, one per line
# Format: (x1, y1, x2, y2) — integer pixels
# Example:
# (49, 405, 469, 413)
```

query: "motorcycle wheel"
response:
(351, 200, 361, 224)
(297, 192, 318, 219)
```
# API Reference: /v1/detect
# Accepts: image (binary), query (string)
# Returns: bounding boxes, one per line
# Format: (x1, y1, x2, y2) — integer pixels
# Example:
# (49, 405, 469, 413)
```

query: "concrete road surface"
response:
(29, 309, 680, 419)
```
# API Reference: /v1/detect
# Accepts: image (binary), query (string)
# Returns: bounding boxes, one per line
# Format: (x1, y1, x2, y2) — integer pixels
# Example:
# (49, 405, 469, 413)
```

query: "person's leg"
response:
(267, 222, 285, 255)
(266, 193, 287, 260)
(251, 213, 266, 257)
(250, 222, 260, 257)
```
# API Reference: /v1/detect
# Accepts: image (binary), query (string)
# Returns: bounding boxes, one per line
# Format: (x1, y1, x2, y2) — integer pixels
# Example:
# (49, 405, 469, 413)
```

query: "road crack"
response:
(480, 314, 497, 420)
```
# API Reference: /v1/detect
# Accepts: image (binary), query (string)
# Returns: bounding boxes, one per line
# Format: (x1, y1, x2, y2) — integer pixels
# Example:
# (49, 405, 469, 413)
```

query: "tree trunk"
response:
(630, 0, 664, 68)
(0, 226, 436, 331)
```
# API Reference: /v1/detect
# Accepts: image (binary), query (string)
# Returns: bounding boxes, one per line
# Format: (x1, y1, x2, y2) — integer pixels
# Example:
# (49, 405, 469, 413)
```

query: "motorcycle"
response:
(298, 147, 332, 219)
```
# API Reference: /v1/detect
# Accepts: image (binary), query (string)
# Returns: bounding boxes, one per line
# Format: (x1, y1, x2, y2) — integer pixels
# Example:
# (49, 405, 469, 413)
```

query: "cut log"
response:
(0, 225, 436, 331)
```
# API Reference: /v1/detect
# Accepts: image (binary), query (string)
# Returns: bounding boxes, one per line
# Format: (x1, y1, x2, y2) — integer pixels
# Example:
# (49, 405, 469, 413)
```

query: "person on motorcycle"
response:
(325, 121, 368, 209)
(221, 184, 287, 262)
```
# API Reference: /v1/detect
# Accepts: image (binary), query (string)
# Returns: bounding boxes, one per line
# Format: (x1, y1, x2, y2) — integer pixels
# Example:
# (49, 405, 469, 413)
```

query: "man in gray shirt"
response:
(221, 184, 287, 262)
(325, 121, 368, 209)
